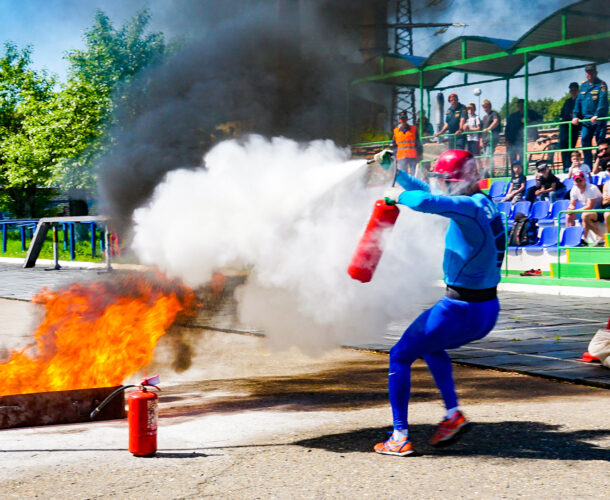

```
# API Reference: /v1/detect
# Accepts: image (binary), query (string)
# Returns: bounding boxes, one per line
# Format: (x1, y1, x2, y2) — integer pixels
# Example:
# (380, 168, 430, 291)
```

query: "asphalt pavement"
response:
(0, 259, 608, 499)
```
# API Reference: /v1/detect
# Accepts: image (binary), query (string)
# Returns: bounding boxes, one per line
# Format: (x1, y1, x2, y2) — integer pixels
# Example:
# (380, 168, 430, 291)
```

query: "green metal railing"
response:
(556, 209, 610, 279)
(525, 118, 604, 168)
(351, 128, 506, 178)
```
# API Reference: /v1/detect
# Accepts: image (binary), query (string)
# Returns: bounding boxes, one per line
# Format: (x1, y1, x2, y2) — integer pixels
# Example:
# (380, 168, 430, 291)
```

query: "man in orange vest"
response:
(392, 111, 422, 175)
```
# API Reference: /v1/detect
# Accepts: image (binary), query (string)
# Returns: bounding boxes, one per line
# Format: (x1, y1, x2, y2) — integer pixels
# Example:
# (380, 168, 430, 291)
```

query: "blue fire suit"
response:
(573, 77, 608, 167)
(388, 171, 505, 430)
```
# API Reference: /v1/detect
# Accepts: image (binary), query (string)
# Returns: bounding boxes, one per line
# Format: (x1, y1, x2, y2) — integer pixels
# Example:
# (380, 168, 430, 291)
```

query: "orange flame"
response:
(0, 273, 197, 397)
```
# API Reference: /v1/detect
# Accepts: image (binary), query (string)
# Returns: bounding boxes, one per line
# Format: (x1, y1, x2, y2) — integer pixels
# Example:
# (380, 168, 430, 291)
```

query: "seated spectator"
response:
(567, 150, 592, 182)
(525, 160, 566, 203)
(503, 161, 526, 203)
(602, 178, 610, 238)
(592, 139, 610, 178)
(566, 170, 604, 246)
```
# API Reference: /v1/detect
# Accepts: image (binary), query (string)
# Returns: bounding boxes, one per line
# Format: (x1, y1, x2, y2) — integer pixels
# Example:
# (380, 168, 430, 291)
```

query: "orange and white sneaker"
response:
(374, 434, 414, 456)
(429, 410, 470, 447)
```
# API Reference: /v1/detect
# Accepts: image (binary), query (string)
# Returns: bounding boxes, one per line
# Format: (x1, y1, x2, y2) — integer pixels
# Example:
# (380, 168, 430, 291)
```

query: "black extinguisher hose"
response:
(90, 385, 135, 419)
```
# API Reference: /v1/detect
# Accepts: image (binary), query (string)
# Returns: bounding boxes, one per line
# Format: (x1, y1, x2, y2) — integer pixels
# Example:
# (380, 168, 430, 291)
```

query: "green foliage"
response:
(0, 9, 170, 216)
(355, 128, 392, 144)
(56, 9, 169, 192)
(0, 42, 57, 216)
(543, 92, 570, 122)
(66, 9, 167, 91)
(499, 96, 559, 122)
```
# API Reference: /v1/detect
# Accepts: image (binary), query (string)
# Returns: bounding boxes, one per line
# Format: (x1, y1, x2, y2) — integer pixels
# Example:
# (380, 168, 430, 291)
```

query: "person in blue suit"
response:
(572, 64, 608, 167)
(374, 149, 505, 456)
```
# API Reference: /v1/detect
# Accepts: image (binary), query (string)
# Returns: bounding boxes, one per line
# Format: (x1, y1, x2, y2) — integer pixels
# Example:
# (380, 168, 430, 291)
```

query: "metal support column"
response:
(393, 0, 416, 123)
(523, 53, 529, 174)
(505, 78, 510, 176)
(51, 224, 61, 270)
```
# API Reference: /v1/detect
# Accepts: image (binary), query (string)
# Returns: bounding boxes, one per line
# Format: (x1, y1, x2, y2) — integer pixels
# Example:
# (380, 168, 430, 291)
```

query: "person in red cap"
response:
(434, 93, 467, 150)
(566, 169, 604, 246)
(375, 150, 505, 456)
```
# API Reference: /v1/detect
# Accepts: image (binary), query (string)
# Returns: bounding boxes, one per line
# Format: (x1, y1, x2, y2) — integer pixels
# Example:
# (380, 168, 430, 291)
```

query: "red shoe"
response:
(374, 434, 414, 456)
(429, 410, 470, 447)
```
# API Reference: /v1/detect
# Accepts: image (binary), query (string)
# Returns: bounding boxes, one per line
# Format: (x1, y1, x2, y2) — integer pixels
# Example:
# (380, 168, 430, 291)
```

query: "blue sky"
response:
(0, 0, 606, 109)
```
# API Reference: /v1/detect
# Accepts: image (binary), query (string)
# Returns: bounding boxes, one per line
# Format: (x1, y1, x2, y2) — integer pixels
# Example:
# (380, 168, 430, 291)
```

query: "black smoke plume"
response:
(97, 0, 381, 233)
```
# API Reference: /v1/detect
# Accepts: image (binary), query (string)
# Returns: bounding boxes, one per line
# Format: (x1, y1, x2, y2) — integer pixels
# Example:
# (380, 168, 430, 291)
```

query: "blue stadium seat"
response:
(524, 226, 558, 252)
(495, 201, 511, 221)
(563, 177, 574, 193)
(525, 178, 537, 191)
(530, 200, 550, 220)
(488, 180, 507, 200)
(509, 201, 531, 221)
(539, 199, 569, 225)
(560, 226, 584, 247)
(591, 175, 599, 186)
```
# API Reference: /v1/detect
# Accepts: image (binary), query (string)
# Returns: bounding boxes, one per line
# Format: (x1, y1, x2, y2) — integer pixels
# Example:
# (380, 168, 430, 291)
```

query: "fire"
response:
(0, 273, 197, 397)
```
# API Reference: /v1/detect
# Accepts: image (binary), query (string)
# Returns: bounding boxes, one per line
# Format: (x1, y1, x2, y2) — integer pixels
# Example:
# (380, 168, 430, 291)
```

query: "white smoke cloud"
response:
(132, 135, 445, 353)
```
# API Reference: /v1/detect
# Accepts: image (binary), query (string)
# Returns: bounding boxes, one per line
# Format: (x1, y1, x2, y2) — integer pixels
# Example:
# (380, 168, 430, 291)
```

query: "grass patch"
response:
(1, 227, 104, 263)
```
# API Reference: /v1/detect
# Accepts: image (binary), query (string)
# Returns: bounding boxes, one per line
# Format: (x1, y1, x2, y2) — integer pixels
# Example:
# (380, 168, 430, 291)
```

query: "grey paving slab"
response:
(0, 261, 608, 388)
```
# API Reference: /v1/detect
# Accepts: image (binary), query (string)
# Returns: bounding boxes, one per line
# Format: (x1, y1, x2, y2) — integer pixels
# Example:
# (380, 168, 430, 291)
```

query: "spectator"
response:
(480, 99, 501, 174)
(602, 178, 610, 239)
(560, 82, 581, 173)
(503, 161, 527, 203)
(566, 170, 604, 246)
(392, 110, 422, 176)
(525, 160, 566, 203)
(572, 64, 608, 167)
(416, 111, 434, 140)
(592, 138, 610, 179)
(567, 150, 592, 182)
(434, 93, 467, 150)
(464, 103, 481, 157)
(505, 99, 542, 164)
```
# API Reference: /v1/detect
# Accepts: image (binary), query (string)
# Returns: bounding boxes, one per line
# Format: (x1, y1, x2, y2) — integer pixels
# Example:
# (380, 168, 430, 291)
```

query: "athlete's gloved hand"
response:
(383, 187, 404, 206)
(373, 149, 394, 170)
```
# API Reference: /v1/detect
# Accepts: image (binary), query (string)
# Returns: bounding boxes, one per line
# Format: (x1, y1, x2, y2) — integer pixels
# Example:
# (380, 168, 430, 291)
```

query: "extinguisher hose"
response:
(90, 385, 135, 419)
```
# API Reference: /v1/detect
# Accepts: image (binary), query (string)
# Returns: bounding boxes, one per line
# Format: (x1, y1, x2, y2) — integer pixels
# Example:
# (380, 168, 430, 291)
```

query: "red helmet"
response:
(431, 150, 476, 182)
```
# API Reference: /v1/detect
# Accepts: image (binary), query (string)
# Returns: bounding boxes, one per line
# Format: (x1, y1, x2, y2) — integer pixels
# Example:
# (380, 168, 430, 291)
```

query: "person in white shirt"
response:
(464, 103, 481, 156)
(567, 150, 592, 182)
(566, 170, 604, 245)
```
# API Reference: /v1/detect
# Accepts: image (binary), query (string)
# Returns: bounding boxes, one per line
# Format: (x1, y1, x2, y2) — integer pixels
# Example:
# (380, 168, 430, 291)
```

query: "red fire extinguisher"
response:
(347, 199, 400, 283)
(90, 374, 161, 457)
(128, 375, 161, 456)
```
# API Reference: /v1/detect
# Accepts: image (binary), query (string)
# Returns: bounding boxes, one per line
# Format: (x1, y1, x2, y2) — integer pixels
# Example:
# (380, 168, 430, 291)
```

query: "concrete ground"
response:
(0, 261, 609, 499)
(1, 300, 609, 499)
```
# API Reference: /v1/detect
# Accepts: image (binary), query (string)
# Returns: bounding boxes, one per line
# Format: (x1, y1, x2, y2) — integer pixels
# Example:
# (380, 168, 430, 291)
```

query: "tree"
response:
(0, 43, 56, 217)
(52, 9, 169, 194)
(499, 96, 558, 122)
(66, 9, 168, 92)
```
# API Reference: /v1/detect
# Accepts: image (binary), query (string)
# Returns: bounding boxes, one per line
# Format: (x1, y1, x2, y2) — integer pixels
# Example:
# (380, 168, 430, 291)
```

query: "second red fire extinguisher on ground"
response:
(90, 374, 161, 457)
(128, 375, 161, 456)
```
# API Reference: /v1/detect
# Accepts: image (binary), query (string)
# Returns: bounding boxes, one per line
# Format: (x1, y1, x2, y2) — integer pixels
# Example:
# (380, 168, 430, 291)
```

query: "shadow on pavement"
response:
(161, 359, 602, 419)
(295, 422, 610, 461)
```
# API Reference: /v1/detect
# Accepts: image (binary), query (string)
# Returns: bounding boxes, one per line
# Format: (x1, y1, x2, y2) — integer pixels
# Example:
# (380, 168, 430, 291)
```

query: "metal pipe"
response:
(52, 224, 61, 270)
(104, 225, 112, 272)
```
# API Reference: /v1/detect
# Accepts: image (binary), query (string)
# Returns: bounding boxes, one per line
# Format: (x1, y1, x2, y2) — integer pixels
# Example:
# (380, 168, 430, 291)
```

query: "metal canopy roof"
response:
(355, 0, 610, 89)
